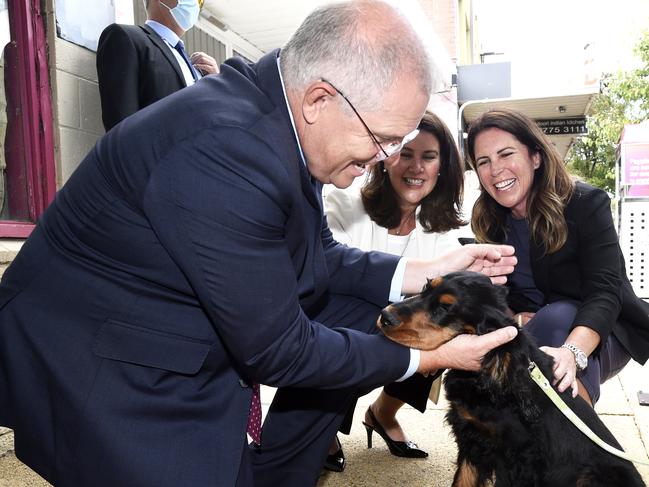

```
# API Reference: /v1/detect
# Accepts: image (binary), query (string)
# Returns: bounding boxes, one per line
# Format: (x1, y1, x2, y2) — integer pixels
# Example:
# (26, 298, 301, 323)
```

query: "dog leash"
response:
(528, 361, 649, 466)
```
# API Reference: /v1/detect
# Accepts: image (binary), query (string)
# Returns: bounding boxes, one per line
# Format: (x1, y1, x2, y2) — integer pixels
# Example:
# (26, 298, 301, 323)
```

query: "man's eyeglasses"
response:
(322, 79, 419, 163)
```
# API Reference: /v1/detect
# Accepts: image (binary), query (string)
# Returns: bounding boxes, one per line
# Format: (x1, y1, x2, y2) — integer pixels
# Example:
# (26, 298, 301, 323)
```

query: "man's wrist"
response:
(389, 258, 409, 302)
(396, 348, 420, 382)
(417, 349, 443, 374)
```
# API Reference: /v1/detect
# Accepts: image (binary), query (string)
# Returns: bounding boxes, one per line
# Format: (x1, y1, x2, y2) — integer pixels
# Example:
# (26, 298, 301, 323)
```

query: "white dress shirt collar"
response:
(145, 20, 180, 47)
(276, 55, 307, 168)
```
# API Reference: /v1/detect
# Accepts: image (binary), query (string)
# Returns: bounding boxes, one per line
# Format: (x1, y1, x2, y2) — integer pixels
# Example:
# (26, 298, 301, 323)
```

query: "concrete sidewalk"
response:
(1, 362, 648, 486)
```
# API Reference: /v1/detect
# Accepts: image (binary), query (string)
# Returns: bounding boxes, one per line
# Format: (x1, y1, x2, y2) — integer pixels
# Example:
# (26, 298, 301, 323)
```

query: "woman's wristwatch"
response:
(561, 343, 588, 371)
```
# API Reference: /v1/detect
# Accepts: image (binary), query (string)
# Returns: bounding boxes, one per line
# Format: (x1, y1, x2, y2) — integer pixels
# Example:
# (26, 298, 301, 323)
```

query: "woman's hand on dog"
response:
(539, 346, 579, 398)
(417, 326, 519, 373)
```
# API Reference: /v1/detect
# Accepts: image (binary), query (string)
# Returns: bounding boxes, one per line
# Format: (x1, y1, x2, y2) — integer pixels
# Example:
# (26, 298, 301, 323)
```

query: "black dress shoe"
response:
(323, 435, 345, 472)
(362, 407, 428, 458)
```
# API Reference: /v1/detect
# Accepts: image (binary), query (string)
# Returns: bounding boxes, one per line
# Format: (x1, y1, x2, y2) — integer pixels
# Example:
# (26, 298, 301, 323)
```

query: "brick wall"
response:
(418, 0, 458, 62)
(52, 38, 105, 185)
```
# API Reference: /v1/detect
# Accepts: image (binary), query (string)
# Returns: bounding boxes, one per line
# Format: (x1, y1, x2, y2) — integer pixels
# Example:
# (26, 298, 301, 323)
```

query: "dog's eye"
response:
(430, 302, 452, 321)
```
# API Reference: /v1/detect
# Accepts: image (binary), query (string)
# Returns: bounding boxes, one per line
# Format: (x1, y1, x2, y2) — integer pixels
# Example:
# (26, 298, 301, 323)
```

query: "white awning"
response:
(459, 90, 599, 158)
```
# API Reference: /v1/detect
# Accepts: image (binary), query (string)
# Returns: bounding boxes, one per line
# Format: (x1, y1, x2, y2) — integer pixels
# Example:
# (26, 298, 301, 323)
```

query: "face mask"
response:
(160, 0, 200, 31)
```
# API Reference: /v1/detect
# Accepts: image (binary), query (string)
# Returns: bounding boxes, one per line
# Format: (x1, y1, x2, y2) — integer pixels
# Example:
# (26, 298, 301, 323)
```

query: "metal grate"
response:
(619, 200, 648, 299)
(184, 27, 226, 65)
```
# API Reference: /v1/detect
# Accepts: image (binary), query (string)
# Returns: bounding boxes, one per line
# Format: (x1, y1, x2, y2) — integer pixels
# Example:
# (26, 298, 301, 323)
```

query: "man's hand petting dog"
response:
(417, 326, 519, 374)
(402, 244, 517, 294)
(447, 244, 517, 285)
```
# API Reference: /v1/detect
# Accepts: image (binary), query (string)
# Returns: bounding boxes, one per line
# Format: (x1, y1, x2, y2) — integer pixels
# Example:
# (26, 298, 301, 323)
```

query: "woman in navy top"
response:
(467, 108, 649, 406)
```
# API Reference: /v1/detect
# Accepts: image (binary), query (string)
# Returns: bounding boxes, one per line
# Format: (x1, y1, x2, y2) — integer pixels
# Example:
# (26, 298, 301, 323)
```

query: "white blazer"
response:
(324, 187, 473, 259)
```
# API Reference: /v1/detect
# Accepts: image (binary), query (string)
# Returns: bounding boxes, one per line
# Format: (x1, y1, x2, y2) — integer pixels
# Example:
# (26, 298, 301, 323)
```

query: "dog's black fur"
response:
(378, 271, 645, 487)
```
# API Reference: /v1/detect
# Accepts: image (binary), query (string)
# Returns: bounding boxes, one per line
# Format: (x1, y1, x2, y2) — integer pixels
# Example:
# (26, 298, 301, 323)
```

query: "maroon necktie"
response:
(247, 383, 262, 445)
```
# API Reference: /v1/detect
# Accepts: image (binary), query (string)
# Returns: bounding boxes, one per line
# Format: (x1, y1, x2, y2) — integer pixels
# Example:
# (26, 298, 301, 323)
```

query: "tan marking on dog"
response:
(484, 351, 511, 384)
(456, 405, 496, 437)
(576, 472, 597, 487)
(452, 460, 482, 487)
(381, 310, 460, 351)
(462, 324, 477, 334)
(439, 293, 457, 305)
(429, 277, 443, 288)
(381, 304, 397, 315)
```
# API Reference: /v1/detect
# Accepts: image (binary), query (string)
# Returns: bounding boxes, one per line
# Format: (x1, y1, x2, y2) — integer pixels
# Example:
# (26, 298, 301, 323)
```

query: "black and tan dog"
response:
(378, 271, 645, 487)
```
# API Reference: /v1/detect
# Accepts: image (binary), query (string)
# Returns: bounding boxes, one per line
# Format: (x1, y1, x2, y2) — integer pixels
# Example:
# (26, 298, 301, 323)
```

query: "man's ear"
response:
(301, 81, 337, 125)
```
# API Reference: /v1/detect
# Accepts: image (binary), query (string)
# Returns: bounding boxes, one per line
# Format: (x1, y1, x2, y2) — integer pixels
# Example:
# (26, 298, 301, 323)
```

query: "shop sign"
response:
(621, 143, 649, 186)
(535, 117, 588, 135)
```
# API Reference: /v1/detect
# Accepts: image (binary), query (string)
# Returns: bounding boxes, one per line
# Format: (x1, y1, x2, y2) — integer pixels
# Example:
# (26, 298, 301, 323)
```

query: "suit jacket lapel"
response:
(141, 24, 186, 87)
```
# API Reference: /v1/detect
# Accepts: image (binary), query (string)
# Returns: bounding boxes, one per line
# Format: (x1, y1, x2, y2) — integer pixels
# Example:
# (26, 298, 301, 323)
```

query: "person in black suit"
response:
(0, 3, 518, 486)
(96, 0, 218, 131)
(467, 108, 649, 407)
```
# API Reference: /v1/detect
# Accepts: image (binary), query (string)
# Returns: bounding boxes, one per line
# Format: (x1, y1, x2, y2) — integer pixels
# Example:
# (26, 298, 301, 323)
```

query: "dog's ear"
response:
(475, 285, 512, 335)
(493, 284, 509, 308)
(479, 346, 542, 422)
(476, 307, 508, 335)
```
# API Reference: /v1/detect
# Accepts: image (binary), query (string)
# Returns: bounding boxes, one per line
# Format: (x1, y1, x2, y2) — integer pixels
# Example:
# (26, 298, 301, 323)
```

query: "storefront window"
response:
(0, 0, 56, 237)
(1, 0, 13, 220)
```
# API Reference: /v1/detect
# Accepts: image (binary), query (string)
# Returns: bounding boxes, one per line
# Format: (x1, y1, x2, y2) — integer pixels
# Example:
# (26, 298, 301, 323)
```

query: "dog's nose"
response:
(380, 310, 400, 328)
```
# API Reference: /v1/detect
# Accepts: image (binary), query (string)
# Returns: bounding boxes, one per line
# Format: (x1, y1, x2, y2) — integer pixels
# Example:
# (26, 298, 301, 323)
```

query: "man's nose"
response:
(382, 152, 401, 169)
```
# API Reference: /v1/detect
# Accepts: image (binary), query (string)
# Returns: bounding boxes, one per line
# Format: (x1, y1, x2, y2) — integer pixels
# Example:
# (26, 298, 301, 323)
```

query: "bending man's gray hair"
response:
(280, 0, 432, 111)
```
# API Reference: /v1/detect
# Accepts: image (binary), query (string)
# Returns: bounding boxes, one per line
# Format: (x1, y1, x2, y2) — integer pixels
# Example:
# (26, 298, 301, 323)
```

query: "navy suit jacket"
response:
(97, 24, 188, 131)
(0, 51, 410, 486)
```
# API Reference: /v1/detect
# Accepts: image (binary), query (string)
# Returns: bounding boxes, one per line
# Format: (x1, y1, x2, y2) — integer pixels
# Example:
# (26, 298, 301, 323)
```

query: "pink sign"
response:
(627, 185, 649, 197)
(622, 143, 649, 185)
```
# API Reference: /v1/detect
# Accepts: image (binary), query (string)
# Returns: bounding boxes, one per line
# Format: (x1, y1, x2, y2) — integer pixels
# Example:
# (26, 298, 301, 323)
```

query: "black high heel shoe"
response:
(323, 435, 345, 472)
(362, 407, 428, 458)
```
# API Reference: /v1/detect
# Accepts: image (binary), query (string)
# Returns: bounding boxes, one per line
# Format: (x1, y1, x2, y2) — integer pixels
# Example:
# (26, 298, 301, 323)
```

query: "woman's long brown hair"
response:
(466, 108, 574, 254)
(361, 111, 465, 233)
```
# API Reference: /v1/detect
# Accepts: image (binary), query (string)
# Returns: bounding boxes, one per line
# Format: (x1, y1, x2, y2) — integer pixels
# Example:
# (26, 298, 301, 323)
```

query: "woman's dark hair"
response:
(360, 110, 465, 233)
(466, 108, 574, 254)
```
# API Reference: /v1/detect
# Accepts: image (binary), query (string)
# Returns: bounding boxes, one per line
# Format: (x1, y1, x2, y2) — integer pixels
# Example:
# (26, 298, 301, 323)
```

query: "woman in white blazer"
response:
(324, 111, 472, 466)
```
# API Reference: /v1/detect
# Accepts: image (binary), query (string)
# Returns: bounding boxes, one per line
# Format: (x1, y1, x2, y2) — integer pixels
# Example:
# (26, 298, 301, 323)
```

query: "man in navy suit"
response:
(0, 2, 517, 486)
(96, 0, 218, 131)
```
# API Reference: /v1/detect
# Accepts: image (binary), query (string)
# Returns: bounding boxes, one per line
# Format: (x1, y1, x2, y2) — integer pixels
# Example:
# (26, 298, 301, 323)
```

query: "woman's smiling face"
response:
(387, 130, 441, 211)
(473, 127, 541, 219)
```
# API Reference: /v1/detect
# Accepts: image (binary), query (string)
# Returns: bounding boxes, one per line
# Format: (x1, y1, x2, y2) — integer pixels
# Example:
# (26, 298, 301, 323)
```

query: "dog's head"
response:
(377, 271, 513, 351)
(379, 271, 543, 421)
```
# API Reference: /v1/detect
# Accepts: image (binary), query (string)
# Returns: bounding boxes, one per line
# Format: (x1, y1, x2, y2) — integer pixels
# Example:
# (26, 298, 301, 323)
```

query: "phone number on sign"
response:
(541, 125, 587, 134)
